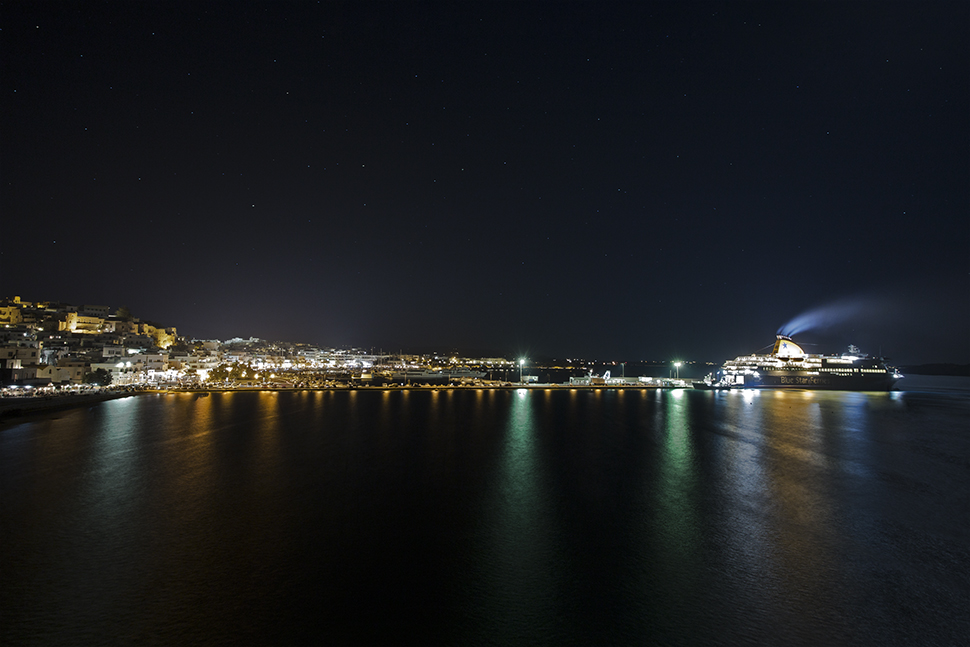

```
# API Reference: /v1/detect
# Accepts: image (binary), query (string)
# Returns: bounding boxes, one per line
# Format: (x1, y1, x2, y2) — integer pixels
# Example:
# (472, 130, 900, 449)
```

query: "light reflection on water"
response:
(470, 389, 565, 642)
(1, 386, 968, 646)
(656, 387, 700, 576)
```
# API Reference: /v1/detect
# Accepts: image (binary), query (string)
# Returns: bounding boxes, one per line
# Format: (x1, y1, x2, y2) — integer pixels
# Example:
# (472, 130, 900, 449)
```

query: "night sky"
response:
(3, 2, 967, 364)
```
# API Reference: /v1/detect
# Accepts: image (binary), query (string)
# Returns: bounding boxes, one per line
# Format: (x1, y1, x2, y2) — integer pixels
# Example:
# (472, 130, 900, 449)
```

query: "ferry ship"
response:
(713, 335, 902, 391)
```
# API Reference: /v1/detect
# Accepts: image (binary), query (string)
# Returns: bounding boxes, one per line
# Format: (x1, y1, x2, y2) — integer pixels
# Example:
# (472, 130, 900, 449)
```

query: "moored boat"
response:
(389, 367, 487, 383)
(692, 375, 732, 390)
(389, 368, 447, 383)
(444, 368, 486, 379)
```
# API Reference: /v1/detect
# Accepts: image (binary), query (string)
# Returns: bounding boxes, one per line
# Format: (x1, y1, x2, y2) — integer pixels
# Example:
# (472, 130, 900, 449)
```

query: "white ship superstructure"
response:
(717, 335, 902, 390)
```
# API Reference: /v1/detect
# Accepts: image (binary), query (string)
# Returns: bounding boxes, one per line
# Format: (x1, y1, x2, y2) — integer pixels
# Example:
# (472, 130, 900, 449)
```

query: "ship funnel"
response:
(772, 335, 806, 358)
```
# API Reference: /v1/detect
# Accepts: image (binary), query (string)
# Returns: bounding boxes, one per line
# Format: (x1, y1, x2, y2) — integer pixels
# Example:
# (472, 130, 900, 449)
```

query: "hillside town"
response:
(0, 295, 525, 393)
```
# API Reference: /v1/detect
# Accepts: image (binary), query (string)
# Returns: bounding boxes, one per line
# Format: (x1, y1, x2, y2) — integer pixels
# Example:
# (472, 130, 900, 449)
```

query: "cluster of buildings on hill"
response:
(0, 296, 515, 390)
(1, 296, 183, 388)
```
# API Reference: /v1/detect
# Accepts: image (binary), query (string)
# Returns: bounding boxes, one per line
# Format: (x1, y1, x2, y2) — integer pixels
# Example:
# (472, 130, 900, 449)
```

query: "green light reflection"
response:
(472, 389, 563, 642)
(655, 391, 701, 573)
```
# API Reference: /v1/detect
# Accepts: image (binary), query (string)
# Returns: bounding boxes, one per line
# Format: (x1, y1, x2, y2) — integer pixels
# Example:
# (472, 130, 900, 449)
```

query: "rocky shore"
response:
(0, 391, 139, 423)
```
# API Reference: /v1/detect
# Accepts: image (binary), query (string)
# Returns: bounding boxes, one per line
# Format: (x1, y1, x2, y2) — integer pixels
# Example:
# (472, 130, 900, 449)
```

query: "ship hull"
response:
(741, 372, 898, 391)
(390, 371, 447, 383)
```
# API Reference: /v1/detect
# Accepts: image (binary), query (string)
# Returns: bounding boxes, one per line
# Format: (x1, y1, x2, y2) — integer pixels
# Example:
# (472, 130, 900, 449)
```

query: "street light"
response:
(674, 362, 682, 380)
(519, 358, 525, 383)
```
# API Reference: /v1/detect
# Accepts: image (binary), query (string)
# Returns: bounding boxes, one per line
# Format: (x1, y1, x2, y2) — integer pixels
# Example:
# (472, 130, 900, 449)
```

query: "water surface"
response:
(2, 380, 968, 645)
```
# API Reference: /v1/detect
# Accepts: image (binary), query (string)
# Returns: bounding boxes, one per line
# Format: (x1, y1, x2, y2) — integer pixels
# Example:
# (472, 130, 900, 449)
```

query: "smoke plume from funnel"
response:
(778, 295, 885, 337)
(778, 279, 969, 363)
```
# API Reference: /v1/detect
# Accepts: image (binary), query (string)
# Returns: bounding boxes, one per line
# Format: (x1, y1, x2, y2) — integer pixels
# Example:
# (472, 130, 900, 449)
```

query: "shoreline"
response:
(0, 383, 673, 423)
(5, 376, 936, 424)
(143, 383, 676, 393)
(140, 384, 677, 396)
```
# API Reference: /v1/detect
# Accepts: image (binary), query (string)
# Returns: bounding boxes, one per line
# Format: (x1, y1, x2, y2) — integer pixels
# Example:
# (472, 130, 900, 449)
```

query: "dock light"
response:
(519, 358, 525, 383)
(674, 361, 682, 379)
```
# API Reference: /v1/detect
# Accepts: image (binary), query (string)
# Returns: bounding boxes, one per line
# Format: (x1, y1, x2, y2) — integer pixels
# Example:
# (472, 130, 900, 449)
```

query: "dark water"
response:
(2, 378, 969, 646)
